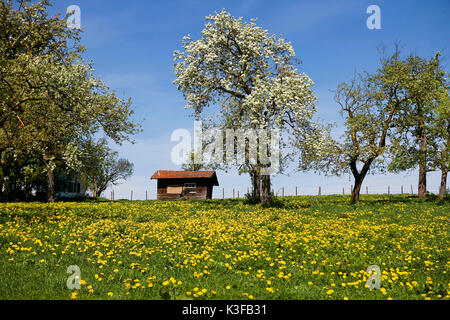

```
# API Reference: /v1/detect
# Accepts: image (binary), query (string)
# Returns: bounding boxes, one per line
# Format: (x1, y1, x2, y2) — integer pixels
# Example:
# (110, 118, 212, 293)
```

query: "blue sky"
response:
(49, 0, 449, 199)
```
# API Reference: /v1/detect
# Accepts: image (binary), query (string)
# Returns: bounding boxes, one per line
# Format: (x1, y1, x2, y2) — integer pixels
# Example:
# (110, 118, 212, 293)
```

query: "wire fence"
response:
(106, 184, 446, 201)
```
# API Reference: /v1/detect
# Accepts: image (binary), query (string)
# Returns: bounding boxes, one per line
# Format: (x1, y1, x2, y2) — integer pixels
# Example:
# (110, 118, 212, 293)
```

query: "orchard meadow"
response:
(0, 195, 448, 300)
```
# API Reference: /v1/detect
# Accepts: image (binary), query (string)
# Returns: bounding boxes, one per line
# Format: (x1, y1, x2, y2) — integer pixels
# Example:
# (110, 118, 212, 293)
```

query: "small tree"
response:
(388, 53, 448, 198)
(303, 48, 414, 204)
(331, 72, 402, 204)
(80, 139, 133, 197)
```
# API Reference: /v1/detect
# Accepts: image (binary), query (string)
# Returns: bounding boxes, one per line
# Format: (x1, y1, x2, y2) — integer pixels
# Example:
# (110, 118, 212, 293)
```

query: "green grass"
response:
(0, 194, 448, 300)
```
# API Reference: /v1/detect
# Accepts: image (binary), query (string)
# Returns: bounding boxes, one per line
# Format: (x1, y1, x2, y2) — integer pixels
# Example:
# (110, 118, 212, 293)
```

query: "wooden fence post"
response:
(411, 184, 413, 194)
(233, 188, 235, 199)
(282, 187, 284, 197)
(318, 186, 321, 196)
(295, 186, 298, 196)
(146, 190, 148, 200)
(342, 187, 345, 195)
(366, 186, 368, 195)
(388, 186, 390, 195)
(237, 191, 239, 198)
(401, 185, 403, 194)
(131, 190, 133, 201)
(222, 188, 224, 199)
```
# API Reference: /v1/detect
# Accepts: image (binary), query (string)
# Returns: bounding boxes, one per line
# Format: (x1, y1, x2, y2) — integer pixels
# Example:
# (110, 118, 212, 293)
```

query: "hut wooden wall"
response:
(156, 178, 214, 200)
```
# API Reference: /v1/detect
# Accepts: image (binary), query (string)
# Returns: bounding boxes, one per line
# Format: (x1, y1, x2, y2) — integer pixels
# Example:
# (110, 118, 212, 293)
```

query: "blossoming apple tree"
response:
(173, 9, 326, 204)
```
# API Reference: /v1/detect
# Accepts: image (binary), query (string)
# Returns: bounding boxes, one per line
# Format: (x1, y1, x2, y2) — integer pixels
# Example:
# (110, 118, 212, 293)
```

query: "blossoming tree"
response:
(173, 9, 323, 204)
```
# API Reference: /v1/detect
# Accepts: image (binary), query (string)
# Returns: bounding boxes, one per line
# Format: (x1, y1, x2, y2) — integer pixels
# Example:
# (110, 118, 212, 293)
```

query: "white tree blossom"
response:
(173, 9, 327, 203)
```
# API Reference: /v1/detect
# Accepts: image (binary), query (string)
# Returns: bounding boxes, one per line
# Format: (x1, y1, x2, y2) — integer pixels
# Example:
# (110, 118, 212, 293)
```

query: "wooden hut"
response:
(151, 170, 219, 200)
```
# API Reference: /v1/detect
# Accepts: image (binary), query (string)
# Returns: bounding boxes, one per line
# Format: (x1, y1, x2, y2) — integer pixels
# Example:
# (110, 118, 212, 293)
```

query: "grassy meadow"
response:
(0, 195, 448, 300)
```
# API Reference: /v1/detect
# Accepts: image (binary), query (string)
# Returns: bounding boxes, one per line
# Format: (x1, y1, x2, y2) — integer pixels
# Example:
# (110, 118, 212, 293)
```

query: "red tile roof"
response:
(151, 170, 219, 185)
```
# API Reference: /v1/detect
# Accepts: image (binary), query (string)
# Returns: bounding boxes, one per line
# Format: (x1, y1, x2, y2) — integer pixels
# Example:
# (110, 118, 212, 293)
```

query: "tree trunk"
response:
(0, 175, 3, 202)
(251, 168, 261, 200)
(439, 167, 448, 200)
(93, 180, 99, 197)
(350, 176, 363, 204)
(418, 164, 427, 198)
(46, 166, 55, 202)
(261, 174, 271, 205)
(0, 152, 3, 201)
(97, 184, 107, 198)
(418, 119, 427, 198)
(350, 159, 372, 205)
